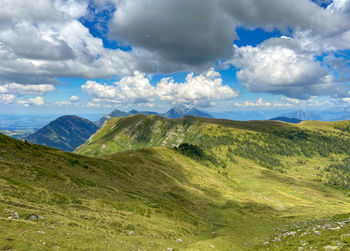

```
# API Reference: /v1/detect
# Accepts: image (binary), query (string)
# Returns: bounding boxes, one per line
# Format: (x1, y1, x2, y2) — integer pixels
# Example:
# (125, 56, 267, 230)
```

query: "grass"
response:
(2, 116, 350, 249)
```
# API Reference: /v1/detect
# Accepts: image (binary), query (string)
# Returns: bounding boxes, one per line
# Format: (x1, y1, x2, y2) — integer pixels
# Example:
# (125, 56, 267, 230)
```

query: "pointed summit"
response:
(164, 105, 212, 118)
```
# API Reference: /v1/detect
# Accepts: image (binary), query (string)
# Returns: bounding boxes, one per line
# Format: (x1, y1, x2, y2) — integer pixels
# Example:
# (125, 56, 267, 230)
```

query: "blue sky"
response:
(0, 0, 350, 116)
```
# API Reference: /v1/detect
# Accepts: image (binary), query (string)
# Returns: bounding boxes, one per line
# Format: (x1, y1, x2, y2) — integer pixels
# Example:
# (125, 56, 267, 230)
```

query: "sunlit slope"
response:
(2, 133, 350, 250)
(76, 115, 350, 188)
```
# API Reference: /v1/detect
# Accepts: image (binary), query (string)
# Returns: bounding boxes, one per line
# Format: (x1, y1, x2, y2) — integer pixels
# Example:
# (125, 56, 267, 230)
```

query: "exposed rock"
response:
(176, 239, 183, 243)
(27, 214, 38, 221)
(126, 230, 134, 236)
(324, 246, 338, 250)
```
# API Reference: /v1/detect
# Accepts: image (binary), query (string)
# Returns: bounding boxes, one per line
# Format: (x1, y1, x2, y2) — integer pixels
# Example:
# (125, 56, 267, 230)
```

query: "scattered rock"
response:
(12, 212, 19, 219)
(328, 227, 341, 231)
(176, 239, 183, 243)
(166, 248, 173, 251)
(27, 214, 38, 221)
(210, 244, 215, 248)
(37, 231, 45, 235)
(125, 230, 134, 236)
(324, 246, 338, 250)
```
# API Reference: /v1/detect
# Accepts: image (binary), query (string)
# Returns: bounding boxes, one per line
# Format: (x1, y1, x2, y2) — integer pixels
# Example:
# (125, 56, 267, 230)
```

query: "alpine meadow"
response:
(1, 0, 350, 250)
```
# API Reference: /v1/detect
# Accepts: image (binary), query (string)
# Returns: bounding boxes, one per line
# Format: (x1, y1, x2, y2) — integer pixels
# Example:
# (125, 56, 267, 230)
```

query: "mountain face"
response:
(269, 116, 302, 124)
(26, 115, 98, 151)
(163, 105, 212, 119)
(96, 105, 211, 128)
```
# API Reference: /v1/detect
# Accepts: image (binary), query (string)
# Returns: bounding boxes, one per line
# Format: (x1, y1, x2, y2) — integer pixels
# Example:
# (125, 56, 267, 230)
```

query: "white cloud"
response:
(0, 83, 55, 95)
(280, 97, 300, 104)
(342, 97, 350, 103)
(18, 96, 45, 106)
(82, 68, 239, 107)
(0, 94, 15, 104)
(52, 100, 72, 106)
(70, 95, 79, 102)
(234, 98, 293, 108)
(230, 36, 350, 99)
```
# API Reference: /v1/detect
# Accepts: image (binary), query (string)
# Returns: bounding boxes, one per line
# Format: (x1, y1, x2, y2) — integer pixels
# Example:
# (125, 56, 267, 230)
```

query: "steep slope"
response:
(26, 115, 98, 152)
(2, 132, 350, 250)
(164, 105, 212, 118)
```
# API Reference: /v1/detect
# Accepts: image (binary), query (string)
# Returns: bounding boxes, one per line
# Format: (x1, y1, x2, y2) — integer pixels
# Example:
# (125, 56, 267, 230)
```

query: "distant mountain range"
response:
(96, 105, 212, 128)
(26, 115, 98, 152)
(278, 108, 350, 121)
(269, 116, 302, 124)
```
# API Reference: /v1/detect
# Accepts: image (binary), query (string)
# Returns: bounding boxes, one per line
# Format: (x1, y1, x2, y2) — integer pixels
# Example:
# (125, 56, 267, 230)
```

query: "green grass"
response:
(2, 116, 350, 250)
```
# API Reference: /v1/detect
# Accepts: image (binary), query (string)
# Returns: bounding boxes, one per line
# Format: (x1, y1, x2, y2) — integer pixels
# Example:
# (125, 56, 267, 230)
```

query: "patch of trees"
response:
(322, 157, 350, 190)
(175, 143, 205, 161)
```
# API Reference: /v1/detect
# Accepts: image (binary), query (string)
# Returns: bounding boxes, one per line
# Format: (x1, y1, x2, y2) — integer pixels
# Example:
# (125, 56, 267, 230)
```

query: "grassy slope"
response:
(1, 128, 350, 250)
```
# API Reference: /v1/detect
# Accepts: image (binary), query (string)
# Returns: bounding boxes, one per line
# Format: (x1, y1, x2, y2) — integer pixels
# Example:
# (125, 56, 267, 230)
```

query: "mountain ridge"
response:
(95, 105, 212, 128)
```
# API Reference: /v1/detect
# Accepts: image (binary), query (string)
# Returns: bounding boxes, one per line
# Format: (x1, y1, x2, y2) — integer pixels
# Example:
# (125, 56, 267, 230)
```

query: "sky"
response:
(0, 0, 350, 115)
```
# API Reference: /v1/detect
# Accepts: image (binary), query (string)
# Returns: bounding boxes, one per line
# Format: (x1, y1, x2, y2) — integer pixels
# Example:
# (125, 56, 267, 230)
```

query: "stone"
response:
(176, 239, 183, 243)
(12, 212, 19, 219)
(126, 230, 134, 236)
(27, 214, 38, 221)
(324, 246, 338, 250)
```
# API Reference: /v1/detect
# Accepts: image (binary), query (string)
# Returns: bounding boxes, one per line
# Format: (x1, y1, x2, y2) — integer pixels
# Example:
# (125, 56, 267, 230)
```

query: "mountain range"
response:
(2, 115, 350, 249)
(96, 105, 212, 128)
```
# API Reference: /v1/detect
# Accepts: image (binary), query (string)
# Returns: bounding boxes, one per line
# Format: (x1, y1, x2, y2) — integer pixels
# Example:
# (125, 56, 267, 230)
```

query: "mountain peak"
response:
(164, 105, 212, 119)
(26, 115, 98, 152)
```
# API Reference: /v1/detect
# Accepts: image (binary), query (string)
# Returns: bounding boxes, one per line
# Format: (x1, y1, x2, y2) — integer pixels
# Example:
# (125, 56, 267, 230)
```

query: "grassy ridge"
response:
(2, 129, 350, 249)
(76, 115, 350, 190)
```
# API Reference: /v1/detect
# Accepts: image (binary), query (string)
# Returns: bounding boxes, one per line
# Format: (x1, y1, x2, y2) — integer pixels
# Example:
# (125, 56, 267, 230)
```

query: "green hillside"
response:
(76, 115, 350, 189)
(1, 116, 350, 249)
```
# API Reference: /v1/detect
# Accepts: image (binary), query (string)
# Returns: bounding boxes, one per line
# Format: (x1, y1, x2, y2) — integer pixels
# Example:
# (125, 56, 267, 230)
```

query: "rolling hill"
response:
(76, 115, 350, 190)
(26, 115, 98, 152)
(2, 122, 350, 249)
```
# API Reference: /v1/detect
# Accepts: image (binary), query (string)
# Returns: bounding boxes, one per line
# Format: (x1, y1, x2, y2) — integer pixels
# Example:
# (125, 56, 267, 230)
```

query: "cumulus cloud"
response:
(234, 98, 293, 108)
(0, 94, 15, 104)
(0, 0, 349, 106)
(107, 0, 349, 70)
(18, 96, 45, 106)
(70, 95, 79, 102)
(82, 68, 238, 107)
(0, 0, 139, 85)
(229, 36, 350, 99)
(109, 0, 236, 68)
(219, 0, 346, 34)
(0, 83, 55, 95)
